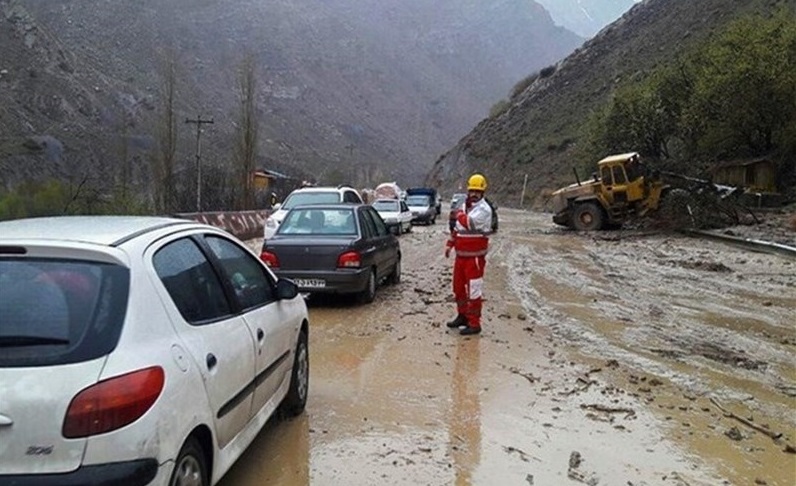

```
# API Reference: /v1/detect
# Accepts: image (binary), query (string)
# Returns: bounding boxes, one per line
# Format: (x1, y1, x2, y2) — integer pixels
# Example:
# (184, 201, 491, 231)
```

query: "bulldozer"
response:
(549, 152, 667, 231)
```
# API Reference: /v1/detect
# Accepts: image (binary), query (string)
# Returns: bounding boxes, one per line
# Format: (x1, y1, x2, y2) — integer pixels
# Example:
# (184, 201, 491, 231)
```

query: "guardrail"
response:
(682, 229, 796, 259)
(176, 210, 269, 240)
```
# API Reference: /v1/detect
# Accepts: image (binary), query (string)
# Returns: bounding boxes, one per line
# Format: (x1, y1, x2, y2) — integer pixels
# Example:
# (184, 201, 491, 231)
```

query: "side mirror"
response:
(275, 278, 299, 300)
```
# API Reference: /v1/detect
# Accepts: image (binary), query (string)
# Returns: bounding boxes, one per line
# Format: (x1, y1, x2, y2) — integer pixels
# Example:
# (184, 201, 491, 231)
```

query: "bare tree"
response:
(151, 48, 179, 213)
(235, 52, 259, 210)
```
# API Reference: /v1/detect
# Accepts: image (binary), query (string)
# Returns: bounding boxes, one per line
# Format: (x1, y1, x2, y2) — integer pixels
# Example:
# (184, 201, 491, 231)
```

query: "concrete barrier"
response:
(176, 210, 269, 240)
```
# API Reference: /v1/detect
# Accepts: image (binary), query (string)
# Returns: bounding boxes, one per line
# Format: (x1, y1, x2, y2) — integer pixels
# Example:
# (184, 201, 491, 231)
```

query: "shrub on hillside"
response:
(511, 73, 537, 99)
(489, 99, 510, 118)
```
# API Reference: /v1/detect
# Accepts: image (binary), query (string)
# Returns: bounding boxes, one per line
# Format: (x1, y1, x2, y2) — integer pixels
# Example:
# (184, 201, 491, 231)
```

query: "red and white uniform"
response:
(446, 197, 492, 330)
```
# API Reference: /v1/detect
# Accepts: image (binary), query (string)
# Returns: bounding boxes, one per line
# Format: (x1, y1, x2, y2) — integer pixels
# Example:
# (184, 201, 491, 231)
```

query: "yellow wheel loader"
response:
(549, 152, 668, 231)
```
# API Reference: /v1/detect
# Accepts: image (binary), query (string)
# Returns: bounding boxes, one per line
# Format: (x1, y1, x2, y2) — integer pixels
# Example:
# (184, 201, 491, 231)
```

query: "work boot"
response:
(459, 326, 482, 336)
(447, 314, 467, 328)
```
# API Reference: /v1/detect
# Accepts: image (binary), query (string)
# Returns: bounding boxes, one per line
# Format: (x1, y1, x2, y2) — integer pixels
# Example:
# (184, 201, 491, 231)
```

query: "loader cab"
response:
(596, 152, 646, 206)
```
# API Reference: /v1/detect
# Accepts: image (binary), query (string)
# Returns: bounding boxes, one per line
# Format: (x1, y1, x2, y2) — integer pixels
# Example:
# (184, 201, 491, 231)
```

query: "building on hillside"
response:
(710, 157, 782, 206)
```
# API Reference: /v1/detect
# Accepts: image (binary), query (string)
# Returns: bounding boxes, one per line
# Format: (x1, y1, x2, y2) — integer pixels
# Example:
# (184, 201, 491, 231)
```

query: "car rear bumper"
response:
(276, 268, 371, 294)
(411, 213, 434, 223)
(0, 458, 158, 486)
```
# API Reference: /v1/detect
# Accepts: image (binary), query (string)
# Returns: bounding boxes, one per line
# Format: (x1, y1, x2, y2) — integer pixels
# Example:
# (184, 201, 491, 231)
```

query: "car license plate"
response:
(294, 278, 326, 289)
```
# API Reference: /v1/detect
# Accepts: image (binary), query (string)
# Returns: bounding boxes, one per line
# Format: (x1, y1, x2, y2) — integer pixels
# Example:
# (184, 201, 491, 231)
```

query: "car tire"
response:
(280, 329, 309, 417)
(170, 436, 208, 486)
(388, 255, 401, 285)
(359, 268, 377, 304)
(572, 203, 604, 231)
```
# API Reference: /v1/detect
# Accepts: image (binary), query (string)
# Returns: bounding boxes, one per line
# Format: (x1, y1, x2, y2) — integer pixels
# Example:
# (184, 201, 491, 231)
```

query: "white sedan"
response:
(0, 216, 309, 486)
(372, 198, 412, 234)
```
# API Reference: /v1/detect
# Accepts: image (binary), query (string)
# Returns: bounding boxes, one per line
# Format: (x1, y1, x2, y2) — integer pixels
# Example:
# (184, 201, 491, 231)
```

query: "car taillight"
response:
(63, 366, 165, 439)
(260, 250, 280, 268)
(337, 251, 361, 268)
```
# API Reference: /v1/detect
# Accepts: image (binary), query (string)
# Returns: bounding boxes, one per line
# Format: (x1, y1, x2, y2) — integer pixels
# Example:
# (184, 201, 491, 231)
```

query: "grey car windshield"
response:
(406, 195, 431, 206)
(282, 192, 340, 209)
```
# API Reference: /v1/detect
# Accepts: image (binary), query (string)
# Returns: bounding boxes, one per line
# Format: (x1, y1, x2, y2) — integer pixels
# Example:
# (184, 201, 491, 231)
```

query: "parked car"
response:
(264, 185, 363, 239)
(406, 187, 440, 215)
(260, 204, 401, 303)
(405, 194, 436, 225)
(0, 216, 309, 486)
(372, 198, 412, 234)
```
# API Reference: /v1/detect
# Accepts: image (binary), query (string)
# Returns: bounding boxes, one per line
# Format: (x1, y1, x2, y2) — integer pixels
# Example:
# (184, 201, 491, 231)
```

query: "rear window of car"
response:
(282, 191, 340, 209)
(372, 200, 399, 211)
(278, 208, 357, 236)
(0, 259, 129, 367)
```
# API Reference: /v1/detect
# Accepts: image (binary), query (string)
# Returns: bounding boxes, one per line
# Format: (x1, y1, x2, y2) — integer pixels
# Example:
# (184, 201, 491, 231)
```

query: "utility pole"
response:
(345, 143, 355, 185)
(520, 173, 528, 207)
(185, 115, 214, 212)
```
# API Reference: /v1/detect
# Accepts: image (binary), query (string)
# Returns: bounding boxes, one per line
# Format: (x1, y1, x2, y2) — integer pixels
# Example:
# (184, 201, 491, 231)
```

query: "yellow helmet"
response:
(467, 173, 487, 192)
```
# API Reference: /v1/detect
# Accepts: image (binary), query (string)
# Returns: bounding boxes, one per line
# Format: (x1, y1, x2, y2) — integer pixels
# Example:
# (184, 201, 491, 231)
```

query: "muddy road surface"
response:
(224, 209, 795, 485)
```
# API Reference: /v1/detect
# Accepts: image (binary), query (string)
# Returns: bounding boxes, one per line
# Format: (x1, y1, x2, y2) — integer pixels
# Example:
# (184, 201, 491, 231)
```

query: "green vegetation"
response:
(489, 99, 510, 118)
(511, 73, 538, 99)
(580, 10, 796, 182)
(0, 179, 151, 220)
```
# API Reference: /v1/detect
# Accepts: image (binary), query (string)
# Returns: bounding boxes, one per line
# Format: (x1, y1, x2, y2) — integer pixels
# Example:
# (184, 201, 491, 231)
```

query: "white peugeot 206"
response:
(0, 216, 309, 486)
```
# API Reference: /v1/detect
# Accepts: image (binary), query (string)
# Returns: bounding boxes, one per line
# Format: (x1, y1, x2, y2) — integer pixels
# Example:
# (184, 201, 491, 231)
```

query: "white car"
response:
(371, 198, 412, 234)
(264, 186, 363, 239)
(0, 216, 309, 486)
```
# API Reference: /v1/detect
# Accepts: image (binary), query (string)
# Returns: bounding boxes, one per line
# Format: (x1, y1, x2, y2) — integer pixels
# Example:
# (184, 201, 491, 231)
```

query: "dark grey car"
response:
(259, 204, 401, 303)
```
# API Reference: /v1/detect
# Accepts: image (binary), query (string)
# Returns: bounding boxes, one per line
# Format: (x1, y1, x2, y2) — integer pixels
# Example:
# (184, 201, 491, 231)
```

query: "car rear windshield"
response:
(0, 258, 129, 367)
(278, 208, 357, 236)
(372, 200, 399, 211)
(283, 191, 340, 209)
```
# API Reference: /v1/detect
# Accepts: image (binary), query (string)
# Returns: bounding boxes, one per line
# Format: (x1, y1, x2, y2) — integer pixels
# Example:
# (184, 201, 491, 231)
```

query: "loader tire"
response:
(572, 203, 604, 231)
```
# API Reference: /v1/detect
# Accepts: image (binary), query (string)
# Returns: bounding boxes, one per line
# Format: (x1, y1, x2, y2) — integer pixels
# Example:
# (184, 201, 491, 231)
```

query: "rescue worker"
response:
(445, 173, 493, 335)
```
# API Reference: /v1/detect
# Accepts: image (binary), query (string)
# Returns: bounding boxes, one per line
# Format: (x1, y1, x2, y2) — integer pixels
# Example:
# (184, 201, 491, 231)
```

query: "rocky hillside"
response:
(426, 0, 788, 205)
(537, 0, 638, 37)
(1, 0, 582, 202)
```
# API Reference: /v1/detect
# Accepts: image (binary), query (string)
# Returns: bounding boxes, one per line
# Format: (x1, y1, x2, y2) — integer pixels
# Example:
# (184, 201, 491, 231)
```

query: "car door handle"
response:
(257, 328, 264, 342)
(206, 353, 217, 370)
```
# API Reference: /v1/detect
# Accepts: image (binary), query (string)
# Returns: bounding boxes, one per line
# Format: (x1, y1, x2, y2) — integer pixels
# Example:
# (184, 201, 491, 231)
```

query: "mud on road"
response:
(229, 209, 795, 486)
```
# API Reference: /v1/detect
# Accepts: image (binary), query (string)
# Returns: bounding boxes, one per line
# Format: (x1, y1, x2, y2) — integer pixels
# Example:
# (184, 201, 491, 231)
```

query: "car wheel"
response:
(170, 437, 208, 486)
(388, 255, 401, 285)
(359, 268, 377, 304)
(280, 329, 309, 417)
(431, 216, 436, 225)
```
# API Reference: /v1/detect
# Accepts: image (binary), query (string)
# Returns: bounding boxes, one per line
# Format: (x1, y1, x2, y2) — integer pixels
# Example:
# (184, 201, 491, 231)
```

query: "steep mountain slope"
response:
(426, 0, 789, 203)
(2, 0, 582, 199)
(537, 0, 639, 37)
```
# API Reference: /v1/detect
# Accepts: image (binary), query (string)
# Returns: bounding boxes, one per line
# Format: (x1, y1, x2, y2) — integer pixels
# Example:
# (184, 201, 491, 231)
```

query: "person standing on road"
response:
(445, 173, 493, 336)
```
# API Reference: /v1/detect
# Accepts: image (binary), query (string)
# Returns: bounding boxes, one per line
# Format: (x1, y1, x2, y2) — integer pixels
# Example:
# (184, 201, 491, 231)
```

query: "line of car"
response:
(0, 187, 485, 486)
(258, 184, 444, 304)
